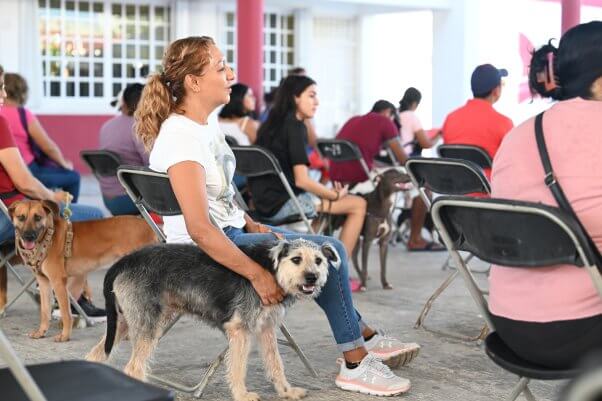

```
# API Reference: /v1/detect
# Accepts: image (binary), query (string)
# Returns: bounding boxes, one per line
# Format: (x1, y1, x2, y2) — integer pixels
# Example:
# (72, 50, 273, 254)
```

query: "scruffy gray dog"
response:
(87, 239, 339, 401)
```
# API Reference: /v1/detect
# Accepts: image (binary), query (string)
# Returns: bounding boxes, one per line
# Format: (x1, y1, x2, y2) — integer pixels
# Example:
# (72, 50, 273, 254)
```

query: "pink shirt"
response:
(489, 97, 602, 322)
(399, 110, 422, 155)
(0, 106, 36, 164)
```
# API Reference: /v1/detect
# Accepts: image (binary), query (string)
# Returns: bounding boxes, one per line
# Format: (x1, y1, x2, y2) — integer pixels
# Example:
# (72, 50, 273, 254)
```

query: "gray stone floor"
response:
(1, 177, 562, 401)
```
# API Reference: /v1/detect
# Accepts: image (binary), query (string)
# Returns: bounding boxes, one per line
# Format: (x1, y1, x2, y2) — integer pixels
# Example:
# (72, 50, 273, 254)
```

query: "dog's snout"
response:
(304, 273, 318, 284)
(22, 231, 38, 242)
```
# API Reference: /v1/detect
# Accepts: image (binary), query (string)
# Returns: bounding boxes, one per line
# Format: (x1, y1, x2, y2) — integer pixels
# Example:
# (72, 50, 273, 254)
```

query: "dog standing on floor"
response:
(87, 239, 338, 401)
(8, 199, 158, 342)
(324, 168, 410, 291)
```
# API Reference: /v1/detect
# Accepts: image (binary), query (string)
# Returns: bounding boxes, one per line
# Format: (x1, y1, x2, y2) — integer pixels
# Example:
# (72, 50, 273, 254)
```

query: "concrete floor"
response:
(1, 177, 562, 401)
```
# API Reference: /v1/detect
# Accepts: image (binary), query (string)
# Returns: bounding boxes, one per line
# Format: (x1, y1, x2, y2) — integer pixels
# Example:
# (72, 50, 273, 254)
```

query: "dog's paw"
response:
(383, 283, 393, 290)
(235, 391, 260, 401)
(28, 329, 47, 339)
(53, 332, 70, 342)
(279, 386, 307, 400)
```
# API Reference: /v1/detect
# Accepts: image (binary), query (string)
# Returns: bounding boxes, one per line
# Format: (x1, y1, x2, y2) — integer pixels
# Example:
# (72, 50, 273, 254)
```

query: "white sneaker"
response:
(365, 330, 421, 369)
(335, 354, 411, 396)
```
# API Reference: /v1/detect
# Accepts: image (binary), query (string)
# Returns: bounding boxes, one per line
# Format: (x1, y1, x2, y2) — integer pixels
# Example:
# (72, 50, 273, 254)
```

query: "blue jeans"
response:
(223, 225, 366, 352)
(103, 195, 139, 216)
(0, 203, 103, 244)
(29, 161, 81, 203)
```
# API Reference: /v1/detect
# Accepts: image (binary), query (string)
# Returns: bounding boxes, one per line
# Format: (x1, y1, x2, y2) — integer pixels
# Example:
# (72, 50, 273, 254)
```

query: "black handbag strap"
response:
(534, 112, 602, 267)
(17, 107, 36, 151)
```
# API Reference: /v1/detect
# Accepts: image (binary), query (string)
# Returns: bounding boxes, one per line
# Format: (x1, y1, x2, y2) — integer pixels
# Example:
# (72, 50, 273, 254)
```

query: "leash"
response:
(63, 194, 74, 259)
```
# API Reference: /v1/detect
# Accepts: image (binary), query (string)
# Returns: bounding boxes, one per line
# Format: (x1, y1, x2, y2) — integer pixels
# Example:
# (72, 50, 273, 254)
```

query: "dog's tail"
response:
(102, 257, 129, 356)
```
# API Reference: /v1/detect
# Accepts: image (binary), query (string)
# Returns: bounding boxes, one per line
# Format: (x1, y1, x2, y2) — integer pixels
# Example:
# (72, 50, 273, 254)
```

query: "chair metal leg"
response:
(7, 262, 39, 305)
(68, 293, 94, 327)
(507, 377, 535, 401)
(278, 323, 319, 378)
(148, 347, 228, 399)
(0, 276, 36, 318)
(414, 265, 490, 342)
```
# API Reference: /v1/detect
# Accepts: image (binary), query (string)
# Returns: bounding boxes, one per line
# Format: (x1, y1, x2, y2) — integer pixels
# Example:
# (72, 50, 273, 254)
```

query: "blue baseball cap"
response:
(471, 64, 508, 96)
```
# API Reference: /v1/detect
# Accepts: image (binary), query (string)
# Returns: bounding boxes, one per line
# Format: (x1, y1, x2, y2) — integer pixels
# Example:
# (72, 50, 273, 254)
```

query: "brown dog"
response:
(8, 199, 157, 342)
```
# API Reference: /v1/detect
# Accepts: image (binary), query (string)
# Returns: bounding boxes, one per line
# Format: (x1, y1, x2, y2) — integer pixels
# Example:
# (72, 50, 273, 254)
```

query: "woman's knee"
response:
(350, 195, 367, 213)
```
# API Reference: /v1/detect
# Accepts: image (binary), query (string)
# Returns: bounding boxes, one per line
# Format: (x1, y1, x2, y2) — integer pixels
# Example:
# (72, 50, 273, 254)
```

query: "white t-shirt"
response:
(149, 112, 246, 243)
(399, 110, 423, 155)
(219, 118, 251, 146)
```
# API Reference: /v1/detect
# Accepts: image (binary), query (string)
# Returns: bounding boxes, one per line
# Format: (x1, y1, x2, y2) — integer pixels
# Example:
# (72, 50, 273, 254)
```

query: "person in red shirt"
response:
(329, 101, 444, 251)
(441, 64, 514, 177)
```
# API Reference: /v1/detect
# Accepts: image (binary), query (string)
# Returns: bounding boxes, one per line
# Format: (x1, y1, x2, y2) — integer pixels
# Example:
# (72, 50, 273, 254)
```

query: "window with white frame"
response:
(223, 11, 295, 93)
(38, 0, 170, 100)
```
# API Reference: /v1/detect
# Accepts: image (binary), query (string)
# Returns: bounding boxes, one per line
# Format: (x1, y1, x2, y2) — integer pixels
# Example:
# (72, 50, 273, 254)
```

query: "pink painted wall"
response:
(37, 114, 112, 174)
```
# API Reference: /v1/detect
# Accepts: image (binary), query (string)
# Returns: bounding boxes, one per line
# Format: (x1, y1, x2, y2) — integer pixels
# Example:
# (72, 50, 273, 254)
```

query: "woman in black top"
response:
(250, 75, 366, 257)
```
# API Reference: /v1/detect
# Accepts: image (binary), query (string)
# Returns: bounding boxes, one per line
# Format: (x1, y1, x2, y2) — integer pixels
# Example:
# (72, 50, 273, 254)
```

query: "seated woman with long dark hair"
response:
(250, 75, 367, 259)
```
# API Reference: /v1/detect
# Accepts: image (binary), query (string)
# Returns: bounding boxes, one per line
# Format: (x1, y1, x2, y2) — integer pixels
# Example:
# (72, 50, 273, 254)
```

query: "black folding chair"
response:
(316, 139, 376, 187)
(80, 150, 122, 181)
(117, 166, 318, 398)
(437, 144, 493, 170)
(0, 326, 174, 401)
(405, 157, 491, 341)
(231, 146, 316, 233)
(224, 135, 239, 147)
(431, 196, 602, 401)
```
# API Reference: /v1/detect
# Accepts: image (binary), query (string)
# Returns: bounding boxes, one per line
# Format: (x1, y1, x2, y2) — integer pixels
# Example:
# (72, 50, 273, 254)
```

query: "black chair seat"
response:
(0, 360, 174, 401)
(485, 332, 581, 380)
(248, 210, 317, 226)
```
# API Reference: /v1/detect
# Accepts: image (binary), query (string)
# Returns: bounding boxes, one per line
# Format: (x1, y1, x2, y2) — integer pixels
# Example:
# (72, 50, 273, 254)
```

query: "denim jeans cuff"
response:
(336, 336, 365, 353)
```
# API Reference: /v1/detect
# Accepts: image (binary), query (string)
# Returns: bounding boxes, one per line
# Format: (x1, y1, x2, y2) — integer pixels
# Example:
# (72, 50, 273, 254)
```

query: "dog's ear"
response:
(270, 240, 291, 269)
(321, 243, 341, 270)
(7, 201, 23, 220)
(41, 200, 60, 217)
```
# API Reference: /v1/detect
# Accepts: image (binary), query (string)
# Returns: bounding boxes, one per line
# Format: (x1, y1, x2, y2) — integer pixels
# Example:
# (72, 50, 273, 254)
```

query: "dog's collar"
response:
(16, 218, 55, 272)
(16, 216, 74, 271)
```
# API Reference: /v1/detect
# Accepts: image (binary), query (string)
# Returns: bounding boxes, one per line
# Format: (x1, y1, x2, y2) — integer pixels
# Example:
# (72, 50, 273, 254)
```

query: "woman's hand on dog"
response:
(245, 221, 284, 240)
(251, 269, 285, 305)
(52, 190, 70, 204)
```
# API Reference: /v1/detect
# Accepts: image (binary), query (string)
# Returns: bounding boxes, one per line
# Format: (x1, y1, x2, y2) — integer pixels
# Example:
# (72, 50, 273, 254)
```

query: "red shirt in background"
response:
(442, 98, 513, 177)
(0, 115, 25, 206)
(329, 112, 399, 183)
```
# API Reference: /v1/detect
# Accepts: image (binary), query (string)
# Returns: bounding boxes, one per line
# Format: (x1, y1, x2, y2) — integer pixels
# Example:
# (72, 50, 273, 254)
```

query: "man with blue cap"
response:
(441, 64, 514, 178)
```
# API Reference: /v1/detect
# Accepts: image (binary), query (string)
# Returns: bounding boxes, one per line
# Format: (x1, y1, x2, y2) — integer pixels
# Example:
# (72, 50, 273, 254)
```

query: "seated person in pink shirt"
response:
(98, 83, 149, 215)
(0, 73, 81, 201)
(489, 21, 602, 369)
(329, 100, 442, 251)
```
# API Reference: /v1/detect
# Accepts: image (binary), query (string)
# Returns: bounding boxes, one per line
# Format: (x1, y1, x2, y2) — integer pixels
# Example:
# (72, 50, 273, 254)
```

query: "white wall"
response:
(359, 11, 433, 128)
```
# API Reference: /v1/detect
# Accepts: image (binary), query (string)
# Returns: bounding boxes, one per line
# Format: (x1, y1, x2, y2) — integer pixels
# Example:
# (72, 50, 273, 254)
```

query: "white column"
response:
(294, 8, 313, 71)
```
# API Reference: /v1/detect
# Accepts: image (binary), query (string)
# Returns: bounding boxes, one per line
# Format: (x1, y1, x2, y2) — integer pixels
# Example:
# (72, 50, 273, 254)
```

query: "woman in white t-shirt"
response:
(135, 36, 419, 396)
(398, 87, 439, 156)
(218, 83, 258, 146)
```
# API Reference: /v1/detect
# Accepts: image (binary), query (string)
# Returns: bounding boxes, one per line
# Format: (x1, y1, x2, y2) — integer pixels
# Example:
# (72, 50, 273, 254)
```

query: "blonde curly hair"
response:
(135, 36, 215, 151)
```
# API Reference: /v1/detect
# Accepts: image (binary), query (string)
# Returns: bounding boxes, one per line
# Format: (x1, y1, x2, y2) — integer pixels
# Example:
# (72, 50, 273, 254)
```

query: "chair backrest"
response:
(230, 145, 314, 233)
(405, 157, 490, 208)
(117, 166, 182, 242)
(431, 196, 602, 282)
(224, 135, 239, 147)
(230, 145, 283, 177)
(437, 144, 492, 169)
(80, 150, 122, 179)
(316, 139, 373, 184)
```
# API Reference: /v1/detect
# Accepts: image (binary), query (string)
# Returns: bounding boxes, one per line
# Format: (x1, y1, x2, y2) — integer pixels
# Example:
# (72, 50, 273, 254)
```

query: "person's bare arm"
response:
(168, 161, 284, 305)
(0, 147, 67, 202)
(388, 138, 409, 165)
(293, 164, 340, 200)
(243, 118, 258, 144)
(28, 117, 73, 169)
(414, 129, 438, 149)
